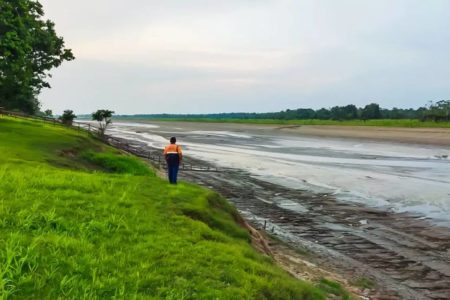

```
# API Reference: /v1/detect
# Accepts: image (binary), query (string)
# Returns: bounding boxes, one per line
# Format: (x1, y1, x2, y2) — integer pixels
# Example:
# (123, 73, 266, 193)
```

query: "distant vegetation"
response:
(59, 109, 77, 125)
(115, 101, 450, 125)
(128, 118, 450, 128)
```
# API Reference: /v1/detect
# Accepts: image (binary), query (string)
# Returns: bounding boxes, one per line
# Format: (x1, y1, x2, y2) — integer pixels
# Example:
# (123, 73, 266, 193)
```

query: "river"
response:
(107, 121, 450, 227)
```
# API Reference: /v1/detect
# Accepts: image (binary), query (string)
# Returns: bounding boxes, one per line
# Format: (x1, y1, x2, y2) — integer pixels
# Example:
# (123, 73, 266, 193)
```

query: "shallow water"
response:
(107, 122, 450, 226)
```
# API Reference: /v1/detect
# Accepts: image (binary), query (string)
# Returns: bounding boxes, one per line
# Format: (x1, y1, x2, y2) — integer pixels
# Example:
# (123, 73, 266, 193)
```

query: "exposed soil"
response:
(280, 125, 450, 147)
(182, 167, 450, 299)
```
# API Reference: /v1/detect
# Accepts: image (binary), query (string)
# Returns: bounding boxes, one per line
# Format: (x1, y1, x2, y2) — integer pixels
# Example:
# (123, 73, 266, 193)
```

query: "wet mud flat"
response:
(107, 128, 450, 299)
(182, 166, 450, 299)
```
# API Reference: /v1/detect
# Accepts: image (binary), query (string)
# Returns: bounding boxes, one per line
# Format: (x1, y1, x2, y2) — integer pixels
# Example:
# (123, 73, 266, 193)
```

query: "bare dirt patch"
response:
(280, 125, 450, 146)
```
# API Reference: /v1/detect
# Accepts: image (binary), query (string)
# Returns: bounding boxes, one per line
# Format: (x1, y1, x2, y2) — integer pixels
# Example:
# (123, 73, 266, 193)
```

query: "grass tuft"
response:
(352, 276, 376, 290)
(317, 278, 352, 299)
(80, 150, 154, 175)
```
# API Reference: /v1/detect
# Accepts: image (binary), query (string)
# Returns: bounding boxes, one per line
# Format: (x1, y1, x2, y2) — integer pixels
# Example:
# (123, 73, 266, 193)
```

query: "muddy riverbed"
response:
(106, 121, 450, 299)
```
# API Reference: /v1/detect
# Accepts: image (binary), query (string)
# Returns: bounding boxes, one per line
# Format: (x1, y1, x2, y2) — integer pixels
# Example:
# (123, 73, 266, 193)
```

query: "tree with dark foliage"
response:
(60, 110, 76, 125)
(330, 104, 358, 120)
(361, 103, 381, 120)
(423, 100, 450, 122)
(0, 0, 74, 114)
(92, 109, 114, 136)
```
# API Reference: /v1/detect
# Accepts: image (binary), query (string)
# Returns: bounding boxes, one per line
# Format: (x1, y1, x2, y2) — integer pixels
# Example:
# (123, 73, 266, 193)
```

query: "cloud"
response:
(39, 0, 450, 114)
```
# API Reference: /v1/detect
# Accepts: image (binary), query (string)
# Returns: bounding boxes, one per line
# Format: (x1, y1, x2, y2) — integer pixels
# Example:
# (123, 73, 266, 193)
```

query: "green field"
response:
(114, 117, 450, 128)
(0, 116, 331, 299)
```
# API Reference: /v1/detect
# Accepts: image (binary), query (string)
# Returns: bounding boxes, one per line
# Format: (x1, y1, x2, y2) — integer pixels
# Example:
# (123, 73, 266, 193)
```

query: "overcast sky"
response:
(39, 0, 450, 114)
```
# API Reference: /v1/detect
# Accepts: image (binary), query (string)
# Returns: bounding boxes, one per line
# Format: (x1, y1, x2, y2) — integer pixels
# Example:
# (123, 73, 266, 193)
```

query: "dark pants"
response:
(168, 164, 179, 184)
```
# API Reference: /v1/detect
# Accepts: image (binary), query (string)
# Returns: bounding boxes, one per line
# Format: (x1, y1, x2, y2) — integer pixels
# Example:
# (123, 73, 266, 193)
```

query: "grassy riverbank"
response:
(113, 117, 450, 128)
(0, 116, 326, 299)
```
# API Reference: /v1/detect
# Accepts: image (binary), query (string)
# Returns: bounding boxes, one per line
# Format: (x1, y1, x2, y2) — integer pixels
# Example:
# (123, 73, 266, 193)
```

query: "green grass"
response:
(116, 117, 450, 128)
(352, 277, 375, 290)
(80, 151, 153, 176)
(317, 279, 353, 300)
(0, 116, 327, 299)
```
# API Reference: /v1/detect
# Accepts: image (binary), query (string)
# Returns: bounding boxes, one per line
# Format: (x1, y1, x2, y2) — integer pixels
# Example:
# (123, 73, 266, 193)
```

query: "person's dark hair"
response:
(170, 137, 176, 144)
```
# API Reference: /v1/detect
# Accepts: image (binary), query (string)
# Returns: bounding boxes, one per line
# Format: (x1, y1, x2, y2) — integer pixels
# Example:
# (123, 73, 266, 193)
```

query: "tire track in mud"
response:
(184, 169, 450, 299)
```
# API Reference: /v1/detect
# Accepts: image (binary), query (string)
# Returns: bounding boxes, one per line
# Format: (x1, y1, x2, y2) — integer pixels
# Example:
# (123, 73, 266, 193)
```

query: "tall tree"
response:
(59, 110, 76, 125)
(330, 105, 358, 120)
(92, 109, 114, 136)
(423, 100, 450, 121)
(0, 0, 74, 114)
(361, 103, 381, 120)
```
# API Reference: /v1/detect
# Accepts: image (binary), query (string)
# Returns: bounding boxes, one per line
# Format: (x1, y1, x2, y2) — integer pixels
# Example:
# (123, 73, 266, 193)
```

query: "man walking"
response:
(164, 137, 183, 184)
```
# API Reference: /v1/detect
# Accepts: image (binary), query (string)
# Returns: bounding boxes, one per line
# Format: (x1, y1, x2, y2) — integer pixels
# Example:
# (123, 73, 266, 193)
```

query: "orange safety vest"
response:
(164, 144, 182, 156)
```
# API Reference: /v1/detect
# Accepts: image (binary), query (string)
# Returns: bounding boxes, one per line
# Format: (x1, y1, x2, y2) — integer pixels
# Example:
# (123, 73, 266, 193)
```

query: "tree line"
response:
(119, 101, 450, 122)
